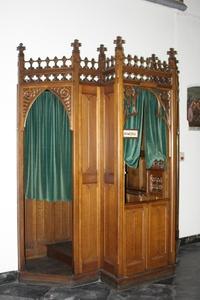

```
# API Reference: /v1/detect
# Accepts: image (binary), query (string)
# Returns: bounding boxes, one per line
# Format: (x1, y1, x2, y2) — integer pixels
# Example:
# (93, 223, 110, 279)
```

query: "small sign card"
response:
(123, 129, 138, 138)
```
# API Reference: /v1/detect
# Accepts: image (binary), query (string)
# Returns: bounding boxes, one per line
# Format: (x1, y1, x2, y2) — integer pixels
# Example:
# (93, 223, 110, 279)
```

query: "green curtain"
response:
(124, 88, 167, 169)
(124, 88, 145, 168)
(24, 91, 72, 201)
(144, 92, 167, 169)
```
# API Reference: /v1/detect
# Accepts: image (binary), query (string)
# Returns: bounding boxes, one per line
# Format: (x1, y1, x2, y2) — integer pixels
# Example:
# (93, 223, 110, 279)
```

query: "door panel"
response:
(147, 201, 169, 269)
(125, 205, 146, 275)
(79, 85, 100, 273)
(25, 200, 72, 258)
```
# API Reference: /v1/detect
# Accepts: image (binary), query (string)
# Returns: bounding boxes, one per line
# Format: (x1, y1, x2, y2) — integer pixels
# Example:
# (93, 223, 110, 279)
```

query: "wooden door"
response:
(78, 85, 101, 273)
(147, 201, 169, 269)
(125, 205, 147, 275)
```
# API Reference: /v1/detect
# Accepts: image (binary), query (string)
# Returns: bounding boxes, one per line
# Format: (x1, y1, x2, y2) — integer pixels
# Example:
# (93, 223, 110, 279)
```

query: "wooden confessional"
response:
(17, 37, 179, 286)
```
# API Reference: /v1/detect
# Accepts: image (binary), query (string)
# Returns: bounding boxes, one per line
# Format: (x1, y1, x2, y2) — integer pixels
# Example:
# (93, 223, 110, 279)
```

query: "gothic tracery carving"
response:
(23, 88, 43, 122)
(23, 86, 72, 126)
(51, 86, 72, 118)
(124, 86, 171, 127)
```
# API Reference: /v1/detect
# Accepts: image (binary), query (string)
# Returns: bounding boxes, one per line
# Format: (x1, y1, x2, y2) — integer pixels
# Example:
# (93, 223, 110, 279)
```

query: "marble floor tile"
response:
(0, 283, 49, 300)
(44, 282, 111, 300)
(0, 242, 200, 299)
(0, 271, 17, 286)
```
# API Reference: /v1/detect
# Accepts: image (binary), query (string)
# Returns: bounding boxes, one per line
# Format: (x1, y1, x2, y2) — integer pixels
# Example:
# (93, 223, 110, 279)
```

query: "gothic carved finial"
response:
(17, 43, 26, 55)
(114, 36, 125, 51)
(97, 44, 107, 56)
(167, 48, 177, 60)
(17, 43, 26, 83)
(71, 39, 81, 53)
(97, 44, 107, 83)
(167, 48, 178, 69)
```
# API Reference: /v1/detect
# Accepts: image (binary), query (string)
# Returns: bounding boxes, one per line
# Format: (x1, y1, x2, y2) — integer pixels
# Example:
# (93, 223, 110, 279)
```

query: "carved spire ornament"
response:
(71, 39, 81, 53)
(97, 44, 107, 83)
(17, 43, 26, 55)
(97, 44, 107, 57)
(114, 36, 125, 51)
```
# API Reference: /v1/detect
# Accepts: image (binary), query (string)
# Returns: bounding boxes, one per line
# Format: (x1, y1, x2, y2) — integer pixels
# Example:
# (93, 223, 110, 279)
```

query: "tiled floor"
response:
(0, 242, 200, 299)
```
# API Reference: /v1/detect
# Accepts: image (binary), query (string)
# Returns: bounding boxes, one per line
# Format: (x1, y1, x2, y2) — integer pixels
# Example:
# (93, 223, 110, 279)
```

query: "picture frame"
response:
(187, 87, 200, 127)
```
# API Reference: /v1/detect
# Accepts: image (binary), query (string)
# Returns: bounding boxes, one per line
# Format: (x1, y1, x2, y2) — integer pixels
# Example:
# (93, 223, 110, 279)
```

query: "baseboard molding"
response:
(101, 265, 175, 288)
(3, 266, 175, 289)
(19, 270, 99, 286)
(180, 234, 200, 246)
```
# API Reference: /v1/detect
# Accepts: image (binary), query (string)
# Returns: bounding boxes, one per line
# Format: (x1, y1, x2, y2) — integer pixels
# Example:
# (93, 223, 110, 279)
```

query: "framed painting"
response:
(187, 87, 200, 127)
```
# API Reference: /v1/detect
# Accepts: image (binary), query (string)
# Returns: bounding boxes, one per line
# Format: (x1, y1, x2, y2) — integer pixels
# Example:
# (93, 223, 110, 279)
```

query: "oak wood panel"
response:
(104, 88, 114, 181)
(125, 205, 146, 275)
(80, 184, 99, 272)
(54, 202, 72, 241)
(126, 157, 147, 193)
(43, 202, 56, 249)
(147, 201, 169, 269)
(103, 184, 117, 273)
(25, 200, 72, 258)
(25, 199, 37, 250)
(81, 86, 97, 182)
(63, 202, 72, 241)
(82, 172, 97, 184)
(102, 85, 117, 273)
(36, 201, 45, 242)
(79, 85, 100, 273)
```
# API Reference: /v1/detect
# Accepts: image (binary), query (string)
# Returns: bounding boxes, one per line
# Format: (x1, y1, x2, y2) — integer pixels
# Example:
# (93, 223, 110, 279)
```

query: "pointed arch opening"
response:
(24, 90, 72, 201)
(24, 90, 73, 276)
(124, 87, 168, 203)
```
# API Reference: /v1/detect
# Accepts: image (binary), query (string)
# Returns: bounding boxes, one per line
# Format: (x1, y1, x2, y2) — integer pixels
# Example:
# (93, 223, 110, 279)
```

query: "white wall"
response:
(176, 1, 200, 237)
(0, 0, 199, 273)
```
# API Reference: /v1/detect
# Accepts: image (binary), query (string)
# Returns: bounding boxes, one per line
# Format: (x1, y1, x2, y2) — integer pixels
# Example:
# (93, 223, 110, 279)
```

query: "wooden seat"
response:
(47, 241, 72, 266)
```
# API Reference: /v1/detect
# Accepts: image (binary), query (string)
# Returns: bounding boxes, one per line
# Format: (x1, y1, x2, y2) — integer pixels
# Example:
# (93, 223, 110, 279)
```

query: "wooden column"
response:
(97, 44, 107, 85)
(97, 44, 107, 268)
(167, 48, 179, 264)
(71, 39, 81, 274)
(17, 43, 26, 271)
(114, 36, 125, 276)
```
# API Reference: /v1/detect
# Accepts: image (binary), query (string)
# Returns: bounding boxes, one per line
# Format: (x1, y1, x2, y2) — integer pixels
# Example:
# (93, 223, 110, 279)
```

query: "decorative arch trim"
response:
(124, 85, 170, 128)
(22, 86, 72, 128)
